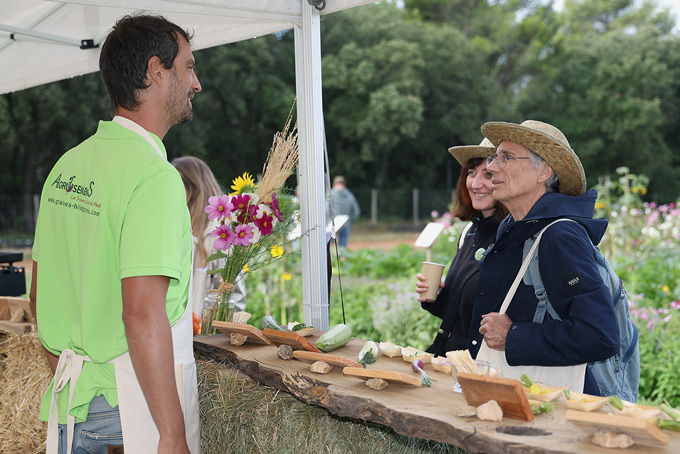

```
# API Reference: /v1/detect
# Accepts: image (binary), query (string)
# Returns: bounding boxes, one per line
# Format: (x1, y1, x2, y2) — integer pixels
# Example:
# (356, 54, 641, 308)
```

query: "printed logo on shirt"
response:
(51, 173, 95, 197)
(563, 270, 585, 293)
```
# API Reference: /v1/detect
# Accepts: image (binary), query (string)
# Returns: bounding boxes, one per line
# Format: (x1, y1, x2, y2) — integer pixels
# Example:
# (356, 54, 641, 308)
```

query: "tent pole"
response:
(295, 1, 329, 330)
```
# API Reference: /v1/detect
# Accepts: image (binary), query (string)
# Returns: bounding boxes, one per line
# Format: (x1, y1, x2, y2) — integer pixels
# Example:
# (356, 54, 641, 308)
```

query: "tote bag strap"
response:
(498, 219, 572, 315)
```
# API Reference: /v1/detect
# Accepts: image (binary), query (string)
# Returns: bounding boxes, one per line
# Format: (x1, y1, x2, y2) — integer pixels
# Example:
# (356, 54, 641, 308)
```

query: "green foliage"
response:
(336, 244, 423, 279)
(633, 301, 680, 407)
(367, 280, 442, 350)
(517, 9, 680, 200)
(4, 0, 680, 221)
(165, 32, 297, 188)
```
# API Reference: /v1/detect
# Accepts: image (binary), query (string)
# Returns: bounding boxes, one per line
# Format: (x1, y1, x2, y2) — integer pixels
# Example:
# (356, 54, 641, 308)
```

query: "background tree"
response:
(0, 75, 108, 231)
(166, 32, 297, 190)
(2, 0, 680, 234)
(517, 0, 679, 199)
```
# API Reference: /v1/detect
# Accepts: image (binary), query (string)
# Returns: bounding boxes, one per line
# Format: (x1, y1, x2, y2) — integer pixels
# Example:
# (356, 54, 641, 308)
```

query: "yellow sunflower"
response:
(230, 172, 258, 195)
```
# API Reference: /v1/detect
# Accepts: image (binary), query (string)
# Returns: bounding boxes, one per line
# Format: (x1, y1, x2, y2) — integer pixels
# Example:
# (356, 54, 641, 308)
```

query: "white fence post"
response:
(413, 188, 419, 226)
(371, 189, 378, 225)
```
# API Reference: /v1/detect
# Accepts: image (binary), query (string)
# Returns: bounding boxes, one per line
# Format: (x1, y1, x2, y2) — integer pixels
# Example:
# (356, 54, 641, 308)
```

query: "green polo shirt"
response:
(33, 120, 191, 424)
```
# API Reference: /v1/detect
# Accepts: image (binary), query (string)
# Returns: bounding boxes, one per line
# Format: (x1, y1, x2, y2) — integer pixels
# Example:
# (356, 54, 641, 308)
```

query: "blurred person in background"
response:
(328, 175, 361, 248)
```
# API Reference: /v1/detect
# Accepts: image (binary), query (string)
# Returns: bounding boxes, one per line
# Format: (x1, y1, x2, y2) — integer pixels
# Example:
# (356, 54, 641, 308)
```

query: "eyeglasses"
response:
(486, 154, 531, 169)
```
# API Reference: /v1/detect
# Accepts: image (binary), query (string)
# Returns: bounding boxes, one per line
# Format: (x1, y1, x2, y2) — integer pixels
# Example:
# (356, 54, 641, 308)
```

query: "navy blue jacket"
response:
(467, 189, 620, 394)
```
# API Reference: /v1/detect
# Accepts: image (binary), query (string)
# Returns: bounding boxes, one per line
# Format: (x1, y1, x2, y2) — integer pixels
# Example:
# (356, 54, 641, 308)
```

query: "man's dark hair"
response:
(99, 15, 193, 116)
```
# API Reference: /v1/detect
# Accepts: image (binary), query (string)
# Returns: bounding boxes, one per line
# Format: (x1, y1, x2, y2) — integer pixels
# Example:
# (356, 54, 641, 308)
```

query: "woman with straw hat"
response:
(468, 120, 619, 394)
(415, 139, 507, 356)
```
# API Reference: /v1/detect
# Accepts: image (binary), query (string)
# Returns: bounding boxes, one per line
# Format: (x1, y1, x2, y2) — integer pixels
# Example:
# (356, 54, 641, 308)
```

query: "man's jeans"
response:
(337, 225, 351, 247)
(58, 395, 123, 454)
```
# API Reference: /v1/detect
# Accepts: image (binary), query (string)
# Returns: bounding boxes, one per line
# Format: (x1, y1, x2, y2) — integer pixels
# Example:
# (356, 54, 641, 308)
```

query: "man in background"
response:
(31, 15, 201, 453)
(329, 175, 361, 248)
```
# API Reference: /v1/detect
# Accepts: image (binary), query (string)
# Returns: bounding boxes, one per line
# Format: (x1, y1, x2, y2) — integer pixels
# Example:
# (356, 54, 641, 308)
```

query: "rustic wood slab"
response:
(566, 409, 669, 446)
(293, 350, 362, 368)
(343, 367, 422, 387)
(262, 328, 321, 353)
(194, 334, 680, 454)
(0, 296, 35, 323)
(210, 321, 271, 345)
(457, 372, 534, 422)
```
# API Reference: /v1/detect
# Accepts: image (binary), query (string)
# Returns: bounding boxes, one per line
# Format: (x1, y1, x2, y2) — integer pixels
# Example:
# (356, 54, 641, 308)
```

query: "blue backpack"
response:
(522, 221, 640, 402)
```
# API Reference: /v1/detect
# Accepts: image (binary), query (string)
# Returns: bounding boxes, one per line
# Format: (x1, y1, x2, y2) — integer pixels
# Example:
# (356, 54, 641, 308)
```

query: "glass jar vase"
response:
(200, 289, 220, 336)
(208, 289, 236, 335)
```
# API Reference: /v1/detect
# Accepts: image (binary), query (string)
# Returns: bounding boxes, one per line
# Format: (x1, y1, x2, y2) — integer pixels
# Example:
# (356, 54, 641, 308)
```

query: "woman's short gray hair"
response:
(527, 149, 560, 193)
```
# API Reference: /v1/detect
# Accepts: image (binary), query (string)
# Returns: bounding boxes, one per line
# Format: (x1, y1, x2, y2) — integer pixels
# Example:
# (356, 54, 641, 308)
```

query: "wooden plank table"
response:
(194, 333, 680, 454)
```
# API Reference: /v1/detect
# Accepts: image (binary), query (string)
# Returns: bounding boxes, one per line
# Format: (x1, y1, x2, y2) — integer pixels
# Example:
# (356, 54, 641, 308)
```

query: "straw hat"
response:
(480, 120, 586, 196)
(448, 138, 496, 166)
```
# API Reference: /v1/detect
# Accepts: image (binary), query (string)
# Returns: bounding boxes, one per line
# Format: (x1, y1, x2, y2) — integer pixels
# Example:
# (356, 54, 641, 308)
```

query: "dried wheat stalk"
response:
(257, 103, 299, 204)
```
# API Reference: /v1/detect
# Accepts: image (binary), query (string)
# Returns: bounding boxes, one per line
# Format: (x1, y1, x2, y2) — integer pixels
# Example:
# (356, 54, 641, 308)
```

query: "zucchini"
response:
(260, 315, 284, 331)
(315, 324, 352, 352)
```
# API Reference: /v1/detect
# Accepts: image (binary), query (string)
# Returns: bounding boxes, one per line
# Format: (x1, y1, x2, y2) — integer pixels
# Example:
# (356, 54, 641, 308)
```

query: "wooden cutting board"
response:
(293, 350, 362, 368)
(0, 320, 35, 334)
(456, 372, 534, 422)
(211, 321, 271, 345)
(566, 409, 669, 446)
(262, 328, 321, 353)
(342, 367, 422, 387)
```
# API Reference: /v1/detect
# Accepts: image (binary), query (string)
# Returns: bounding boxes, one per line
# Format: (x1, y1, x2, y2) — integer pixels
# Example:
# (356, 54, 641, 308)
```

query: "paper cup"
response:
(422, 261, 445, 302)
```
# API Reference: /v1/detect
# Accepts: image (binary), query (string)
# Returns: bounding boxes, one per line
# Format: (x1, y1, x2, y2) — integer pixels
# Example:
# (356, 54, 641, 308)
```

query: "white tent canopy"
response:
(0, 0, 376, 329)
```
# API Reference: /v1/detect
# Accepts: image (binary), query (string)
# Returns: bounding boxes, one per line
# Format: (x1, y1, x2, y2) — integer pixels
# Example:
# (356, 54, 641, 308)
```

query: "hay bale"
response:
(196, 359, 466, 454)
(0, 332, 51, 454)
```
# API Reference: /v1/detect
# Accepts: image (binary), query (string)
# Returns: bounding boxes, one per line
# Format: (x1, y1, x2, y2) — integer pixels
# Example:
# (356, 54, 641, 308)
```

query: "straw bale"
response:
(196, 358, 466, 454)
(0, 332, 51, 454)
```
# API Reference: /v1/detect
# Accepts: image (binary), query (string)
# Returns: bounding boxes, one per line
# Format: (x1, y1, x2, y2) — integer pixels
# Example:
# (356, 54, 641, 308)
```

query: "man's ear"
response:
(146, 56, 164, 87)
(538, 162, 554, 184)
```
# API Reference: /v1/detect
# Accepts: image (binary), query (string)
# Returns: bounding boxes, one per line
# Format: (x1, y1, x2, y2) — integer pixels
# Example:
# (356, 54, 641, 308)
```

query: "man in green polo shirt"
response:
(30, 15, 202, 454)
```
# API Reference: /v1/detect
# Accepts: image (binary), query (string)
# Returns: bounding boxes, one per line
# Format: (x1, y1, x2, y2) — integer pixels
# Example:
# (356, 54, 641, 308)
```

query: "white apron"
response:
(45, 116, 200, 454)
(45, 302, 200, 454)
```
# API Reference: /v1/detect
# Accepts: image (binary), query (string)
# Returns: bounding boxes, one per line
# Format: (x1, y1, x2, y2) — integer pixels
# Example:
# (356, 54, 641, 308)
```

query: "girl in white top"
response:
(172, 156, 246, 314)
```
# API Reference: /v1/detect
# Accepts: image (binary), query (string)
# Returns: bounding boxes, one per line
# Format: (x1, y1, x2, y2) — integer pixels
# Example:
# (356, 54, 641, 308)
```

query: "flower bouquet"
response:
(201, 116, 300, 335)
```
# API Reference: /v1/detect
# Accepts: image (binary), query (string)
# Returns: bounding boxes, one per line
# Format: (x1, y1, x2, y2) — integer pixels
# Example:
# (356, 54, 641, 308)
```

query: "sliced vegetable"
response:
(358, 340, 380, 367)
(563, 389, 571, 400)
(653, 418, 680, 432)
(292, 323, 311, 332)
(608, 395, 624, 411)
(411, 359, 432, 387)
(520, 373, 534, 388)
(660, 399, 680, 420)
(260, 315, 284, 331)
(316, 324, 352, 352)
(531, 402, 556, 416)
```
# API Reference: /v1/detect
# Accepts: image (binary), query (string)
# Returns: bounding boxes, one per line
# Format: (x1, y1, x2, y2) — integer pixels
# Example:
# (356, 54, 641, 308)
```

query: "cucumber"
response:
(260, 315, 284, 331)
(315, 324, 352, 352)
